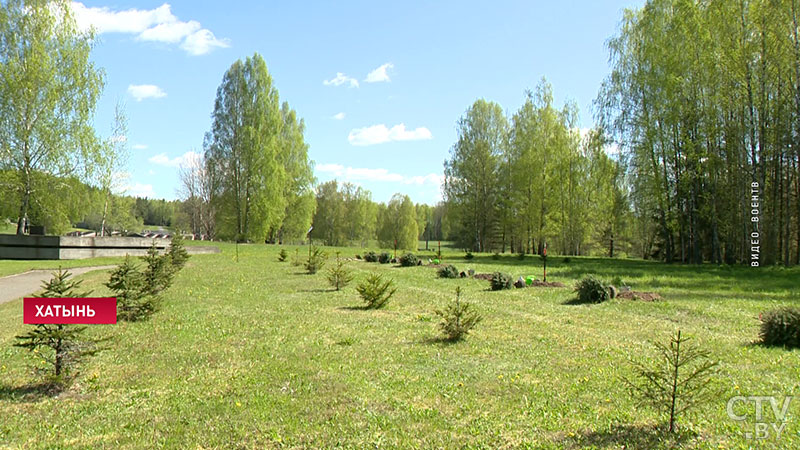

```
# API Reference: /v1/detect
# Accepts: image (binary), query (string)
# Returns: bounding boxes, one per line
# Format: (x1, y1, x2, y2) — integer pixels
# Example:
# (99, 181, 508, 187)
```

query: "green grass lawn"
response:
(1, 244, 798, 448)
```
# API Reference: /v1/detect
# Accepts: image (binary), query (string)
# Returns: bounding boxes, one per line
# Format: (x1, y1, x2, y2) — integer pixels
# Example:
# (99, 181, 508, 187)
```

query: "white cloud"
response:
(148, 169, 155, 175)
(125, 182, 156, 198)
(132, 144, 148, 150)
(128, 84, 166, 102)
(365, 63, 393, 83)
(332, 112, 346, 120)
(181, 29, 229, 55)
(348, 123, 432, 146)
(404, 173, 444, 186)
(148, 151, 201, 168)
(70, 2, 230, 55)
(323, 72, 359, 88)
(316, 164, 441, 187)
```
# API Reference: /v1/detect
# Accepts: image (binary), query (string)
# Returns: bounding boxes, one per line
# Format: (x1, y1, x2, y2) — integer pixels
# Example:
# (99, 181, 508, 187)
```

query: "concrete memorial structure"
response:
(0, 235, 220, 260)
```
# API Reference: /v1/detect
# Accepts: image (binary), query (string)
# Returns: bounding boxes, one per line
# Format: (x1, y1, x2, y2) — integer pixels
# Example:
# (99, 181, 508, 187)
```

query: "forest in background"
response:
(2, 0, 799, 265)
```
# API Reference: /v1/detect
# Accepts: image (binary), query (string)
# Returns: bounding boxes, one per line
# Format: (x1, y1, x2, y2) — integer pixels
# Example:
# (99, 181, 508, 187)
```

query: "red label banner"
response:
(23, 297, 117, 324)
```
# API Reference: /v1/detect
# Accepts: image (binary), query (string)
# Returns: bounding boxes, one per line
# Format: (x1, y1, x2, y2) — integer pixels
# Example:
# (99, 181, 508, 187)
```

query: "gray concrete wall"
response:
(0, 234, 220, 260)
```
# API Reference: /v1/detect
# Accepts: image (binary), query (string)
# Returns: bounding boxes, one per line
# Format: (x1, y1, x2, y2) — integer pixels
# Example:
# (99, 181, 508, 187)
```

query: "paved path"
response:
(0, 266, 115, 305)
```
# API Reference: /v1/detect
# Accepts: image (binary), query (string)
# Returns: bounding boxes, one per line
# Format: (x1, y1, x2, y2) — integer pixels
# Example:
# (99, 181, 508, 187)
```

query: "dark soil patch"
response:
(617, 290, 662, 301)
(472, 274, 564, 287)
(529, 280, 566, 288)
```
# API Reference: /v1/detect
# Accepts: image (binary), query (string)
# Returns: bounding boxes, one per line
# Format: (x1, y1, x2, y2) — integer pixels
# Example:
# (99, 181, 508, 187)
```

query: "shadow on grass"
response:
(562, 297, 605, 306)
(420, 336, 462, 346)
(561, 423, 695, 449)
(745, 339, 800, 351)
(337, 305, 371, 311)
(0, 381, 64, 402)
(300, 288, 337, 293)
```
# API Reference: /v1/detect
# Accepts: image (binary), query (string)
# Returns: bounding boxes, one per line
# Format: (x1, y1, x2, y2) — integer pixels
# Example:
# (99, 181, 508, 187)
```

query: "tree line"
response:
(446, 0, 800, 265)
(4, 0, 798, 265)
(597, 0, 800, 265)
(444, 80, 628, 256)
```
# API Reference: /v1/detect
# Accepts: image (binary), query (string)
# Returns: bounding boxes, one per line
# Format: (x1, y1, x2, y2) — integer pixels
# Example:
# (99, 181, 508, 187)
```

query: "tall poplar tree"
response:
(204, 53, 314, 242)
(443, 99, 508, 252)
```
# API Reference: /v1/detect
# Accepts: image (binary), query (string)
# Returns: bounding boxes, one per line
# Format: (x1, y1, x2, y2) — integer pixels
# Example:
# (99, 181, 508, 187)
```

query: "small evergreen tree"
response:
(142, 243, 172, 296)
(490, 272, 512, 290)
(292, 248, 302, 266)
(305, 246, 328, 274)
(437, 264, 459, 279)
(167, 234, 190, 271)
(435, 286, 482, 341)
(399, 252, 419, 267)
(14, 269, 102, 385)
(326, 252, 354, 290)
(574, 275, 609, 303)
(278, 248, 288, 262)
(621, 330, 719, 433)
(105, 256, 155, 321)
(356, 272, 397, 309)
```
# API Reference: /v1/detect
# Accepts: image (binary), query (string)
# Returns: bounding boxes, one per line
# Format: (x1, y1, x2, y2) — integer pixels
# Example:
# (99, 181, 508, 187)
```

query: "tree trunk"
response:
(16, 188, 31, 235)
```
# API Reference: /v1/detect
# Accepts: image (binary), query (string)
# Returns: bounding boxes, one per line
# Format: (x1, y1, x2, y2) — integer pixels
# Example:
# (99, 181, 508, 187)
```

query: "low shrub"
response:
(399, 252, 419, 267)
(492, 252, 500, 260)
(435, 286, 482, 341)
(438, 264, 459, 279)
(364, 251, 378, 263)
(574, 275, 609, 303)
(278, 248, 288, 262)
(378, 252, 392, 264)
(357, 273, 397, 309)
(464, 252, 474, 260)
(490, 272, 512, 291)
(759, 307, 800, 348)
(563, 257, 572, 264)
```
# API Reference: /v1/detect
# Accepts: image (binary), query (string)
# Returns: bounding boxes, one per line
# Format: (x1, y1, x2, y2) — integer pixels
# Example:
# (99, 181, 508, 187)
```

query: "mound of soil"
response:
(617, 291, 661, 301)
(471, 273, 565, 287)
(529, 280, 566, 288)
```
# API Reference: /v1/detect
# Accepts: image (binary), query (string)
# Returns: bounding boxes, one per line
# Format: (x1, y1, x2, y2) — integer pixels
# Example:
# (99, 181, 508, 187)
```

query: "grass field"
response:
(1, 244, 798, 448)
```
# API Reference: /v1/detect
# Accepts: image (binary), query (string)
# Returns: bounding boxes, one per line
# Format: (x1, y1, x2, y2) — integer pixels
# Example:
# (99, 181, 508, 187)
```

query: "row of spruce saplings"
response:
(282, 246, 800, 433)
(278, 247, 480, 342)
(13, 236, 190, 389)
(566, 275, 800, 351)
(445, 265, 800, 350)
(283, 246, 800, 351)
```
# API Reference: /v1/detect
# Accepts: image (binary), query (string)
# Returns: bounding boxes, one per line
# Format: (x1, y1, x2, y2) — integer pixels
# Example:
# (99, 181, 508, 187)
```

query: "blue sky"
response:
(76, 0, 643, 205)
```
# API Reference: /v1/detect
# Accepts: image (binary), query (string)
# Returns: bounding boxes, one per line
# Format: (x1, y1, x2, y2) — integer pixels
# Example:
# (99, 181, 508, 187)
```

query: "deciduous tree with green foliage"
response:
(377, 194, 418, 251)
(204, 53, 314, 242)
(0, 0, 105, 234)
(444, 99, 508, 252)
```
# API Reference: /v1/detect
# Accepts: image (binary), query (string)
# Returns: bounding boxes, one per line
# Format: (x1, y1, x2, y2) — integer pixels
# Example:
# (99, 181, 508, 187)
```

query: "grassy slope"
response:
(0, 244, 798, 448)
